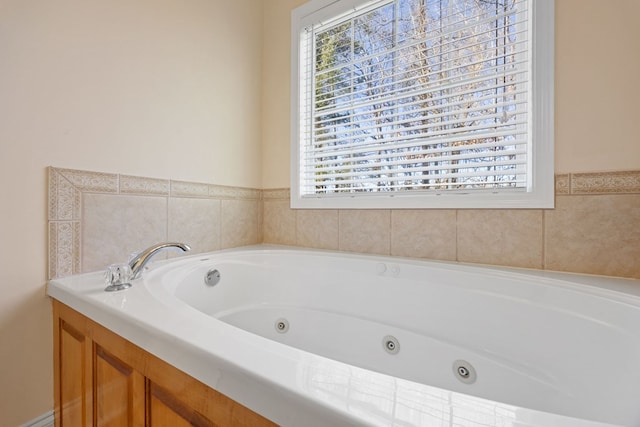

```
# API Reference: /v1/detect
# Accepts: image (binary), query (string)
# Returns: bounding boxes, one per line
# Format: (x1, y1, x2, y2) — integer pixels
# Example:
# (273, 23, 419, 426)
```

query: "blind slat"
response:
(307, 161, 529, 183)
(313, 33, 528, 103)
(303, 179, 527, 193)
(307, 148, 528, 173)
(313, 46, 529, 114)
(312, 106, 528, 145)
(307, 127, 529, 158)
(314, 7, 525, 79)
(312, 87, 528, 130)
(307, 165, 529, 187)
(310, 66, 529, 120)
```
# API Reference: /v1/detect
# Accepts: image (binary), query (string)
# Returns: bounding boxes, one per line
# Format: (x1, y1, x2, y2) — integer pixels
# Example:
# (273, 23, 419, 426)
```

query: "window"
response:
(291, 0, 554, 208)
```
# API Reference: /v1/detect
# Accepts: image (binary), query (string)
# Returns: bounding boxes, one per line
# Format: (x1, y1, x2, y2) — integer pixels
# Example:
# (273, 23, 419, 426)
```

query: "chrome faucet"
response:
(129, 242, 191, 279)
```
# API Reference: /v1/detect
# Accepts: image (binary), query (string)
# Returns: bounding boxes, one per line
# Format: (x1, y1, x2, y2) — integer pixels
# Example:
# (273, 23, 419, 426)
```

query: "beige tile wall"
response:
(49, 167, 640, 280)
(264, 171, 640, 279)
(48, 167, 261, 278)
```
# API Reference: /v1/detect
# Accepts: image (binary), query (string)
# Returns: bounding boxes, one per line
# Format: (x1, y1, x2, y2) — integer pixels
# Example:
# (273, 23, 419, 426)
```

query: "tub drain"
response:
(382, 335, 400, 354)
(453, 360, 477, 384)
(275, 318, 289, 334)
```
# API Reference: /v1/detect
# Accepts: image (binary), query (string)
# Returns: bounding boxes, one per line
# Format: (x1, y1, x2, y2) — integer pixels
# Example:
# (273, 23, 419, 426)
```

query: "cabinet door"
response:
(147, 382, 214, 427)
(94, 345, 145, 427)
(58, 320, 92, 427)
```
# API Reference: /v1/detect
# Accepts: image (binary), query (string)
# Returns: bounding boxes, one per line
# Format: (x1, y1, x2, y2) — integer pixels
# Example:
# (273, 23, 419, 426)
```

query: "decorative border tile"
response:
(570, 171, 640, 195)
(170, 180, 210, 197)
(48, 168, 82, 221)
(48, 222, 57, 279)
(54, 168, 118, 193)
(48, 221, 81, 278)
(210, 185, 261, 200)
(263, 189, 290, 200)
(554, 174, 570, 195)
(120, 175, 170, 196)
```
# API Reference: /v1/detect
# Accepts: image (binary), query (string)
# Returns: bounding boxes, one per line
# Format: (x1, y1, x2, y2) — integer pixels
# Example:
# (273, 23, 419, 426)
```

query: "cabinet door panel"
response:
(94, 345, 145, 427)
(148, 382, 215, 427)
(59, 320, 91, 426)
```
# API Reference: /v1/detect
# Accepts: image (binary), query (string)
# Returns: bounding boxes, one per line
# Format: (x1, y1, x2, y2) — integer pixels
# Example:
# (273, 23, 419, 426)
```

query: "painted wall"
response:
(261, 0, 307, 188)
(261, 0, 640, 188)
(0, 0, 263, 424)
(555, 0, 640, 173)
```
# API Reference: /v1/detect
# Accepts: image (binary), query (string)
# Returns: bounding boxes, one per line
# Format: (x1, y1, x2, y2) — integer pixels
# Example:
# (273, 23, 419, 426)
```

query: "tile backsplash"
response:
(49, 167, 640, 279)
(48, 167, 261, 278)
(263, 171, 640, 279)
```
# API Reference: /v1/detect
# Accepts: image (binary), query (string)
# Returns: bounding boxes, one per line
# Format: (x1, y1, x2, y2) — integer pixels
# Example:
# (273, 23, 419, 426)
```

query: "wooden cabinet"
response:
(53, 300, 276, 427)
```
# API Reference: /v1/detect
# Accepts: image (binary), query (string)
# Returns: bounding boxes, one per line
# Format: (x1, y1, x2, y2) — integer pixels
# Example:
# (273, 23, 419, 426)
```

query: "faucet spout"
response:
(129, 242, 191, 279)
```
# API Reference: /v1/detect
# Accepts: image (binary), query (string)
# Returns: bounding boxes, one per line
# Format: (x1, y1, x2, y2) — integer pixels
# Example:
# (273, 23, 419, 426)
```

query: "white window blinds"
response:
(292, 0, 554, 208)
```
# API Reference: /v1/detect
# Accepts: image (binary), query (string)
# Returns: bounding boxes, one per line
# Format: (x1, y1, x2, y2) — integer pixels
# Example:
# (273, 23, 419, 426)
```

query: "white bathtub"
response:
(48, 245, 640, 427)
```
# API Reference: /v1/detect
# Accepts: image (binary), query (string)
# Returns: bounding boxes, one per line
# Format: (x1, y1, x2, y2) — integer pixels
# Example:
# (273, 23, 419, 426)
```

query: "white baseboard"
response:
(20, 411, 54, 427)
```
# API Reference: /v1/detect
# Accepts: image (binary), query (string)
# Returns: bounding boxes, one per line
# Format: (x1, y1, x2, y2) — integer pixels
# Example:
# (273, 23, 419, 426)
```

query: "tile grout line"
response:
(337, 210, 342, 251)
(454, 209, 459, 263)
(541, 208, 546, 271)
(388, 209, 393, 256)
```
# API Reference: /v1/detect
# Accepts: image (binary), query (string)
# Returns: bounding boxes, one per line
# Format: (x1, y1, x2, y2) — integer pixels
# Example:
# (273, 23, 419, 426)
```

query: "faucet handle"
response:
(104, 263, 133, 292)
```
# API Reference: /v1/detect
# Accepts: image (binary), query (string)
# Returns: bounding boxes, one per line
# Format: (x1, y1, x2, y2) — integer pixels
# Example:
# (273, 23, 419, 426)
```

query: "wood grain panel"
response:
(58, 319, 92, 426)
(148, 382, 214, 427)
(94, 345, 145, 426)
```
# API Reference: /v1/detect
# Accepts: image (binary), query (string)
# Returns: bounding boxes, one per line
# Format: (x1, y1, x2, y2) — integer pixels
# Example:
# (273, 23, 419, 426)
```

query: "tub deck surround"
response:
(47, 246, 640, 427)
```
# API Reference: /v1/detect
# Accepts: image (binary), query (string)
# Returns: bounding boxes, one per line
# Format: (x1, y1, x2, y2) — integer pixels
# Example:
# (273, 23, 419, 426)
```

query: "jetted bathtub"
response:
(48, 245, 640, 427)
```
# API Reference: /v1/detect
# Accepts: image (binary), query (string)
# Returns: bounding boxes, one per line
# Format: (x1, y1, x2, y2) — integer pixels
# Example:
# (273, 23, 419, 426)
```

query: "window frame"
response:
(291, 0, 554, 209)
